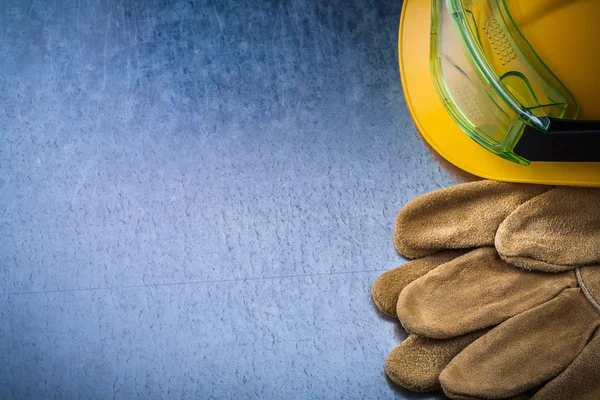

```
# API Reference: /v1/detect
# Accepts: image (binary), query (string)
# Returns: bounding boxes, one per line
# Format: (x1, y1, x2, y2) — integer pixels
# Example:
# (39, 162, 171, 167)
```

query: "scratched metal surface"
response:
(0, 0, 462, 398)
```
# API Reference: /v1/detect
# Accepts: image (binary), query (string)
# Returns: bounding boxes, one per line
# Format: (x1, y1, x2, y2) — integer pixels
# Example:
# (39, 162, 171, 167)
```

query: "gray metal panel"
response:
(0, 0, 461, 398)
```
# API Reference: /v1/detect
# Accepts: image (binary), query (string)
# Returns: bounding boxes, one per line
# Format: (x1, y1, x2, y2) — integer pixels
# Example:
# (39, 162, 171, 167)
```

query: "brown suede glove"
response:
(394, 180, 600, 272)
(373, 181, 600, 399)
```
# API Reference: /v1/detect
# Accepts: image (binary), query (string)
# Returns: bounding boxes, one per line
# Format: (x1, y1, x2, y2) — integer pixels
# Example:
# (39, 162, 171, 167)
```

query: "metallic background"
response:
(1, 0, 466, 398)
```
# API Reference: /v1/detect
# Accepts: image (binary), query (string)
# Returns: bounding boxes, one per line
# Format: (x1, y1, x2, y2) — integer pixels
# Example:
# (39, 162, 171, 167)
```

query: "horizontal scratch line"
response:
(1, 268, 390, 296)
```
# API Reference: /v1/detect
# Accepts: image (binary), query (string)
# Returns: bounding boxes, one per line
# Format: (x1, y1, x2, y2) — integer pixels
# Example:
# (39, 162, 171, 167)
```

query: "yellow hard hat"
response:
(399, 0, 600, 186)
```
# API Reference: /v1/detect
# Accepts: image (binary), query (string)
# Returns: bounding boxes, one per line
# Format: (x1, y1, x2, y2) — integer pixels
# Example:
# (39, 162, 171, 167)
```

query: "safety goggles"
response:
(431, 0, 600, 165)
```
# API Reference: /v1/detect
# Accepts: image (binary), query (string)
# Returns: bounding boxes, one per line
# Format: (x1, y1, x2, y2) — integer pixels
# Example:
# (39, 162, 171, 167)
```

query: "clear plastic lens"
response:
(430, 0, 578, 165)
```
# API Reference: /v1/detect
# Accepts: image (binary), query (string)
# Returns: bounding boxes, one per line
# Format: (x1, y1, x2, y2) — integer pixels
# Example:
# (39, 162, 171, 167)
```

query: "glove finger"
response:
(440, 288, 600, 399)
(497, 187, 600, 272)
(397, 247, 577, 338)
(532, 328, 600, 400)
(533, 267, 600, 400)
(394, 180, 548, 259)
(384, 332, 484, 392)
(372, 250, 467, 316)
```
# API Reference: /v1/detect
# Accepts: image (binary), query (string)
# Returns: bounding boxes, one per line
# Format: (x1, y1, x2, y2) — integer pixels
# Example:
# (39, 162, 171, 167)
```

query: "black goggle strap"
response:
(514, 117, 600, 162)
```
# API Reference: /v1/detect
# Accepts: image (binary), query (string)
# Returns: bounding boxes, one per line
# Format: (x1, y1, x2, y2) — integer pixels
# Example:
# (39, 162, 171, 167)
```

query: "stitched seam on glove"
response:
(577, 268, 600, 314)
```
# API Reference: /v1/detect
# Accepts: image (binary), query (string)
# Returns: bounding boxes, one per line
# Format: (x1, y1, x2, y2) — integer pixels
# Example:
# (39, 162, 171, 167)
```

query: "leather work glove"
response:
(394, 180, 600, 272)
(372, 180, 600, 399)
